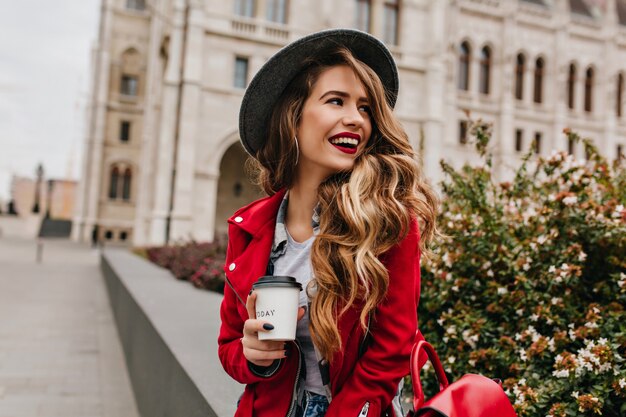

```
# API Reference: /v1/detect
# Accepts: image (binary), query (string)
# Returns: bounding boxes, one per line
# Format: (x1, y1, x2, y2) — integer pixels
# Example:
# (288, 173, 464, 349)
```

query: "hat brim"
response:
(238, 29, 399, 157)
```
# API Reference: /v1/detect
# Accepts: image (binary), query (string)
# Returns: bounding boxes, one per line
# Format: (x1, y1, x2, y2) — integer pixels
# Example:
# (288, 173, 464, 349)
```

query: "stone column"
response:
(602, 0, 619, 159)
(74, 0, 113, 242)
(421, 0, 447, 186)
(551, 10, 568, 156)
(169, 3, 204, 242)
(370, 0, 385, 40)
(192, 169, 220, 242)
(133, 0, 165, 246)
(496, 4, 516, 182)
(149, 0, 187, 245)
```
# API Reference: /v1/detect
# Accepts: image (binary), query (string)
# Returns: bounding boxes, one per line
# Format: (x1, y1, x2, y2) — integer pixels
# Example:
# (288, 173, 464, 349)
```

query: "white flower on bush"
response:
(551, 297, 562, 305)
(462, 329, 479, 349)
(618, 273, 626, 289)
(537, 235, 548, 245)
(530, 313, 539, 322)
(563, 195, 578, 206)
(549, 265, 557, 274)
(573, 339, 613, 376)
(486, 269, 494, 277)
(613, 204, 624, 218)
(446, 325, 457, 335)
(578, 250, 587, 262)
(619, 378, 626, 389)
(497, 287, 508, 295)
(526, 325, 541, 342)
(548, 337, 556, 352)
(516, 309, 524, 316)
(553, 369, 570, 378)
(511, 379, 528, 406)
(523, 207, 537, 222)
(523, 257, 532, 271)
(447, 356, 456, 364)
(519, 348, 528, 362)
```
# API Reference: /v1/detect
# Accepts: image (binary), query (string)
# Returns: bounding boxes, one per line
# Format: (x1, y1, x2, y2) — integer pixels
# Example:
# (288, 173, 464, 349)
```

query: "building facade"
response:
(73, 0, 626, 246)
(10, 176, 77, 220)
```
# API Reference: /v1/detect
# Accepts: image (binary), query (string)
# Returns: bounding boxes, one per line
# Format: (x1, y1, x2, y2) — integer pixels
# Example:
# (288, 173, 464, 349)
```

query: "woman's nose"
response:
(342, 106, 365, 127)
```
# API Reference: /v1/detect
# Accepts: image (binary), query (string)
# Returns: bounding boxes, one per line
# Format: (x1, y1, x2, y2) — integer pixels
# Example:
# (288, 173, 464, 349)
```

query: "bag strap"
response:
(410, 340, 449, 411)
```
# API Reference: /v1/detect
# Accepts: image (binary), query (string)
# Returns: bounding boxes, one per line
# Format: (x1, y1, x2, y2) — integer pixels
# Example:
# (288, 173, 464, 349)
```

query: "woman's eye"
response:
(327, 97, 343, 105)
(359, 105, 371, 113)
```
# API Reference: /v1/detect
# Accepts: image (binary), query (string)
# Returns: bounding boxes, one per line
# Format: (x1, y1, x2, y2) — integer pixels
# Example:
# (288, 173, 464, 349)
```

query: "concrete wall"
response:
(101, 249, 242, 417)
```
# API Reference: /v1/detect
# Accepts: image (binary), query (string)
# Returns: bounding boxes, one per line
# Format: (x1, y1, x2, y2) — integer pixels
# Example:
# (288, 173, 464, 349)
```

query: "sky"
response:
(0, 0, 100, 201)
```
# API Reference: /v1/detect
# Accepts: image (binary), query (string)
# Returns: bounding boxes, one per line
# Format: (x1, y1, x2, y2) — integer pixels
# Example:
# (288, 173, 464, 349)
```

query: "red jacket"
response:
(218, 190, 421, 417)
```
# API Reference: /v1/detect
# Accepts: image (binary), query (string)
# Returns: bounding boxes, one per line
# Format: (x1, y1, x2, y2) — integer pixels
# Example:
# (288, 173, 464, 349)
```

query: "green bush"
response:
(417, 121, 626, 416)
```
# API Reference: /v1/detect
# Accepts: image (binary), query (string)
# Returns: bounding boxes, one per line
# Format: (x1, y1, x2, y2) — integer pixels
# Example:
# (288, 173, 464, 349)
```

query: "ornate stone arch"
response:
(206, 129, 243, 174)
(204, 129, 263, 235)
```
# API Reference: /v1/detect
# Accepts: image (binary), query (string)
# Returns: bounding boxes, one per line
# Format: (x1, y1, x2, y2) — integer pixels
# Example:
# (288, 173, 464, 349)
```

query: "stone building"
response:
(73, 0, 626, 246)
(11, 176, 77, 221)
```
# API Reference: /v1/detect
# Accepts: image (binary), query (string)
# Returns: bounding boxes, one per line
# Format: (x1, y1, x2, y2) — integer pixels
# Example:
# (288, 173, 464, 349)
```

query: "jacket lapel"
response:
(224, 190, 287, 319)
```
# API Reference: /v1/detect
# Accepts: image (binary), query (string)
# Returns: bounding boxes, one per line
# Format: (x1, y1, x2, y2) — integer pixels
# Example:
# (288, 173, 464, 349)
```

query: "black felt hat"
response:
(238, 28, 399, 157)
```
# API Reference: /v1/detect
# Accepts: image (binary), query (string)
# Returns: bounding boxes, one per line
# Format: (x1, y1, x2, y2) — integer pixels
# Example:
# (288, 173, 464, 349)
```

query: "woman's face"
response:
(295, 65, 372, 182)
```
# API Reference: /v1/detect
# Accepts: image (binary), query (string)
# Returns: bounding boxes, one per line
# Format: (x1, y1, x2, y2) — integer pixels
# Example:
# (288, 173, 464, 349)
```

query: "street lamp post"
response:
(32, 163, 44, 214)
(46, 179, 53, 219)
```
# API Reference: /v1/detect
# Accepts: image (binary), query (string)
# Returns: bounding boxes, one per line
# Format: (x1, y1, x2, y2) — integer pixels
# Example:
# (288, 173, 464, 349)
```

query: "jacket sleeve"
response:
(217, 242, 288, 384)
(325, 219, 421, 417)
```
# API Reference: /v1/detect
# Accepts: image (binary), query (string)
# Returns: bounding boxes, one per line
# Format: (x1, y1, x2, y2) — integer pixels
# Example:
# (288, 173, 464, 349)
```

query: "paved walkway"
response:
(0, 237, 139, 417)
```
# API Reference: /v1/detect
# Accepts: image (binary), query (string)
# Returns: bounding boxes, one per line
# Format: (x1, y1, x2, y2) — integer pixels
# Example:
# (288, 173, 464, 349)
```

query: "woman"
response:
(218, 29, 438, 417)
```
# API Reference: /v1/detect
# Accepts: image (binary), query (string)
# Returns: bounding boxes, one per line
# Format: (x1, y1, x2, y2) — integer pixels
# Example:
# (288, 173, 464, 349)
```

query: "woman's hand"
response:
(242, 291, 305, 367)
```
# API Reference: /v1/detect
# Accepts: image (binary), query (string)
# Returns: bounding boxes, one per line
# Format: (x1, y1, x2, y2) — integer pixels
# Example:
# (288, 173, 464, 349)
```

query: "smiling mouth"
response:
(328, 133, 361, 154)
(329, 137, 359, 149)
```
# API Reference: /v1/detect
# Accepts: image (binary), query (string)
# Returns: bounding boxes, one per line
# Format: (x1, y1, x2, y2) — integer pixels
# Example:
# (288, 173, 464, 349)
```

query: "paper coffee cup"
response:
(252, 276, 302, 341)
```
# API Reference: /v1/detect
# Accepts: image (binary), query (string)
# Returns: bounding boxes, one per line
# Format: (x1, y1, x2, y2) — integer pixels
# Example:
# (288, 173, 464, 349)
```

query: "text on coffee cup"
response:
(256, 309, 276, 318)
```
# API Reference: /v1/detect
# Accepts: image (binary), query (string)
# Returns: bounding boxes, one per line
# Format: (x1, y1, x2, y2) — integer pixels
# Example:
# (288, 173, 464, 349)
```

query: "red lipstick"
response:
(328, 132, 361, 155)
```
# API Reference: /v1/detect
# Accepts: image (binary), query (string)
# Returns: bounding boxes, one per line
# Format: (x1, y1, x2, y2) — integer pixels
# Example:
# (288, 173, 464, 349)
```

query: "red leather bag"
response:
(406, 340, 518, 417)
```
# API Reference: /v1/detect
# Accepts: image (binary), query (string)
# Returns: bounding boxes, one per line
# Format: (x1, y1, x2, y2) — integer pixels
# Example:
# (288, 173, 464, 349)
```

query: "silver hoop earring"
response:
(294, 136, 300, 166)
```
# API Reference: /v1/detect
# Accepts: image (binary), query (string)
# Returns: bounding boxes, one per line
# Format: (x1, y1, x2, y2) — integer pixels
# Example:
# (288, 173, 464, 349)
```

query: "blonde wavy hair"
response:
(251, 47, 439, 361)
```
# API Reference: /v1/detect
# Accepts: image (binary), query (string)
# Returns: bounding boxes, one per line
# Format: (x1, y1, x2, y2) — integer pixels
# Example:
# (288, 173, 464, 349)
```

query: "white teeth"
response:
(330, 137, 359, 146)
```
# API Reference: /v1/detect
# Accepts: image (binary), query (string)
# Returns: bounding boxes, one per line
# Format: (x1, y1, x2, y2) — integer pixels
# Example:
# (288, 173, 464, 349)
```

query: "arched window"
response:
(515, 53, 525, 100)
(122, 168, 132, 201)
(617, 73, 624, 118)
(458, 42, 471, 91)
(109, 167, 119, 199)
(479, 46, 491, 95)
(584, 67, 594, 113)
(533, 57, 544, 104)
(567, 63, 577, 109)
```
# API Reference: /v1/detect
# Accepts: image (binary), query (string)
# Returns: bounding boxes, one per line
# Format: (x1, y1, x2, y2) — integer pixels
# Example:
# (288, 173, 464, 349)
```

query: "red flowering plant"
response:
(144, 234, 228, 293)
(415, 120, 626, 416)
